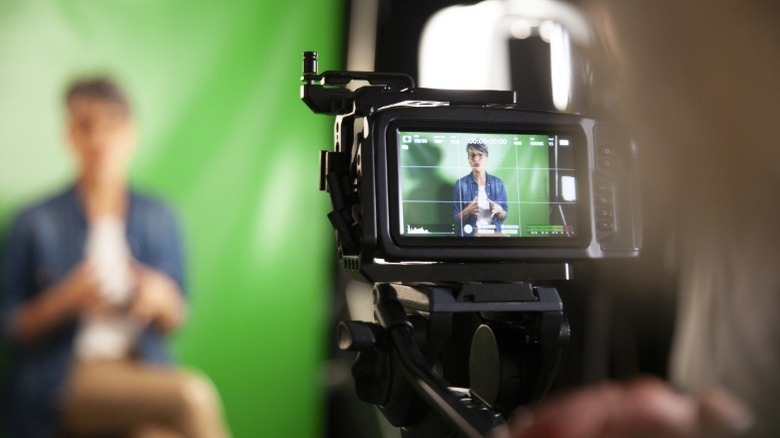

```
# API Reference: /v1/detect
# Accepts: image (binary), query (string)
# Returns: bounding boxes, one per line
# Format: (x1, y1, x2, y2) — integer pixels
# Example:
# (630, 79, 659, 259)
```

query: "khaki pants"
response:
(61, 360, 229, 438)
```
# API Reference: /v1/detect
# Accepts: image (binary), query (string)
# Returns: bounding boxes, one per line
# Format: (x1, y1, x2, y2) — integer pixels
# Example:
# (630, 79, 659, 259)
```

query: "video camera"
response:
(301, 51, 640, 437)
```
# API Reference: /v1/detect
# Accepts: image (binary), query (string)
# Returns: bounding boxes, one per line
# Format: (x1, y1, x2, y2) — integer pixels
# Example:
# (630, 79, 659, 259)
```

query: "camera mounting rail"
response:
(301, 51, 517, 117)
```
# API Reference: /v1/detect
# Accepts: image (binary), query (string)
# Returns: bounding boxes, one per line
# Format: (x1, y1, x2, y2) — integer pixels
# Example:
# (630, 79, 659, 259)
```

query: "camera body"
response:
(303, 51, 641, 436)
(311, 65, 640, 283)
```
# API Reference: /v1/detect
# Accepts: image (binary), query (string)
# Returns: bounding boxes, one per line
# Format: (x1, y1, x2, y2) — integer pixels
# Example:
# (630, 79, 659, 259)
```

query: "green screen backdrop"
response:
(0, 1, 341, 436)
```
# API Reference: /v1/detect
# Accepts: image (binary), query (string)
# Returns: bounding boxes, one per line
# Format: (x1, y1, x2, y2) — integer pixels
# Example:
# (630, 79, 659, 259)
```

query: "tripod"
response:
(338, 281, 569, 437)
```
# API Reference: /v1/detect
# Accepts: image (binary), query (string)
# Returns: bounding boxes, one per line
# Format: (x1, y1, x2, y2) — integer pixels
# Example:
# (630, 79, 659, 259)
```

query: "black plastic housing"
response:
(334, 104, 640, 282)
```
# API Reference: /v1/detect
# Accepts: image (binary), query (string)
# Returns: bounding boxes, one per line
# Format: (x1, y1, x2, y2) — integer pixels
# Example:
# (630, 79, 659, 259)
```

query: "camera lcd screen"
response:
(396, 128, 579, 240)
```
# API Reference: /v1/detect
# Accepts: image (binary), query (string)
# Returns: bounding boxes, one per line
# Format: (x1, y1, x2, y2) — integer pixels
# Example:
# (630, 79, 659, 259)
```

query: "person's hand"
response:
(507, 377, 753, 438)
(129, 263, 186, 331)
(488, 198, 505, 219)
(12, 260, 112, 343)
(460, 196, 479, 219)
(59, 261, 110, 316)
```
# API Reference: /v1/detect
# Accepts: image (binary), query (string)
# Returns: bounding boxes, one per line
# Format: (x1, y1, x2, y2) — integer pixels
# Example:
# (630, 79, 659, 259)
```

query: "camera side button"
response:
(594, 179, 616, 235)
(598, 220, 615, 231)
(595, 182, 612, 194)
(598, 158, 615, 169)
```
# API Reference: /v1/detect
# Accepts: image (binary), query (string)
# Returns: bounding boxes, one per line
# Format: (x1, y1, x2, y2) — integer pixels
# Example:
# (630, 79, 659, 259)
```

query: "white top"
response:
(476, 185, 493, 229)
(73, 217, 141, 360)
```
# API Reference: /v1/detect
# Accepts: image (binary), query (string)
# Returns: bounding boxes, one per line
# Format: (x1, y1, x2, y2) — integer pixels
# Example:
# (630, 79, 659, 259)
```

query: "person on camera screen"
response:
(452, 142, 508, 236)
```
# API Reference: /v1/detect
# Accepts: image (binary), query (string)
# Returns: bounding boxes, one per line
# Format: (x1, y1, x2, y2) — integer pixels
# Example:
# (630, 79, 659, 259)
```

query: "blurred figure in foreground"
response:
(1, 77, 229, 437)
(508, 1, 780, 437)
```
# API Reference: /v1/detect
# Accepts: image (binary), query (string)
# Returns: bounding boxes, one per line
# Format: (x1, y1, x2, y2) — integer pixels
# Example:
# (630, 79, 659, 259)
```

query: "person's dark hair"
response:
(65, 76, 131, 114)
(467, 142, 488, 156)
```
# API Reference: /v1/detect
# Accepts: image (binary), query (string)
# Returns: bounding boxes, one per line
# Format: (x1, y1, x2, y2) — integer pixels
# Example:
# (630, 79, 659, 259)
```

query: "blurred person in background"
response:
(1, 77, 229, 437)
(508, 1, 780, 437)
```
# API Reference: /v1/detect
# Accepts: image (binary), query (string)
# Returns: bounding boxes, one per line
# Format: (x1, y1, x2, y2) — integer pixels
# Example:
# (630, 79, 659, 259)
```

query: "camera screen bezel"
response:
(371, 106, 595, 262)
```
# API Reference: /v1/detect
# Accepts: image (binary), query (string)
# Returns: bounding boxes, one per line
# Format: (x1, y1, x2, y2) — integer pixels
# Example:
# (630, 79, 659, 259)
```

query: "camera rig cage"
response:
(301, 51, 640, 437)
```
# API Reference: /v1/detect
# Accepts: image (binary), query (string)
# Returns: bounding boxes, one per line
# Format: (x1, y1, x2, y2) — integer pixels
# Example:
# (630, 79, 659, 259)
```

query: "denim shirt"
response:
(452, 172, 508, 236)
(1, 186, 185, 436)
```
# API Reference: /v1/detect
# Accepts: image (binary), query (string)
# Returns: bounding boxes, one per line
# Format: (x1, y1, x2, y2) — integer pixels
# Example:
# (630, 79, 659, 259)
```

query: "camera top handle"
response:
(301, 51, 517, 117)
